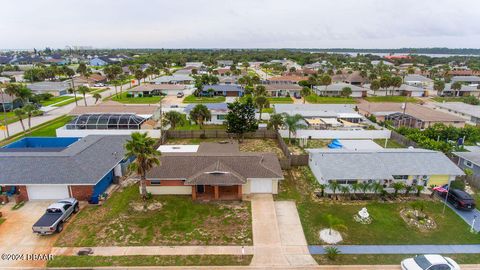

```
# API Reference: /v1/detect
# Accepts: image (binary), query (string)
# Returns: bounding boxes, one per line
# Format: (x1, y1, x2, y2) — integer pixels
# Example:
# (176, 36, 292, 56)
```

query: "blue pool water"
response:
(2, 137, 80, 149)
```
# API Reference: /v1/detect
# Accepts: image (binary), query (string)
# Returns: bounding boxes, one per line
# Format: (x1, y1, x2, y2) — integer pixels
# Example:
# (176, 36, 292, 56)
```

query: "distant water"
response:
(322, 51, 478, 58)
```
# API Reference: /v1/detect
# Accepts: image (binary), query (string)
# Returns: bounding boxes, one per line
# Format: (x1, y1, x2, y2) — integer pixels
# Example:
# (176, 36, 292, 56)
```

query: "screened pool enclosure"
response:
(66, 114, 148, 130)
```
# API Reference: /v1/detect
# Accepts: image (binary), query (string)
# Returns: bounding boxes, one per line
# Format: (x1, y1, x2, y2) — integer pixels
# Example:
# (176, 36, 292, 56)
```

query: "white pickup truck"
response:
(32, 198, 79, 235)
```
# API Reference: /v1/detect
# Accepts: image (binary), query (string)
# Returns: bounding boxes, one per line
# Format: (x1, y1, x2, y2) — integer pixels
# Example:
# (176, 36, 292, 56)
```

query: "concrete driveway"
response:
(0, 201, 58, 268)
(162, 95, 185, 105)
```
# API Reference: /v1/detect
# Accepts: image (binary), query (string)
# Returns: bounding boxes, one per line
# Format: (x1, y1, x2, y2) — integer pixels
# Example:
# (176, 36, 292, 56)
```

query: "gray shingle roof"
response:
(453, 151, 480, 167)
(27, 81, 72, 92)
(146, 153, 284, 184)
(0, 135, 129, 185)
(308, 148, 464, 181)
(274, 104, 358, 118)
(202, 84, 244, 92)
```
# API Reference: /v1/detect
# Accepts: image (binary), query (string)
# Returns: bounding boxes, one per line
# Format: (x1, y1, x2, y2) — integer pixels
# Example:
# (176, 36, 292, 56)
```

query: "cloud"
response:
(0, 0, 479, 49)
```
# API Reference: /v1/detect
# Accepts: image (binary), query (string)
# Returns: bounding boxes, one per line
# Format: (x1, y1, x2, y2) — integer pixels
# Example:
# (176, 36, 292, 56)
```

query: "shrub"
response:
(450, 180, 465, 191)
(324, 246, 341, 260)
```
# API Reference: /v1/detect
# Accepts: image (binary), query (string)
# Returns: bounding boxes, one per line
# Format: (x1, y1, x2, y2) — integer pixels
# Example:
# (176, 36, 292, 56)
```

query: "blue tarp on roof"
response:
(328, 139, 343, 149)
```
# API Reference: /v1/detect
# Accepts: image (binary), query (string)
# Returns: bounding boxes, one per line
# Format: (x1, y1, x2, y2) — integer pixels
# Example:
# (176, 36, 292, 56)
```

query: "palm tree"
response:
(22, 103, 38, 131)
(318, 184, 327, 197)
(134, 70, 144, 86)
(63, 67, 78, 106)
(434, 80, 445, 96)
(451, 82, 462, 97)
(0, 86, 10, 137)
(300, 87, 312, 104)
(254, 85, 267, 96)
(283, 113, 306, 144)
(341, 87, 352, 98)
(267, 113, 284, 131)
(189, 104, 211, 129)
(371, 182, 383, 198)
(93, 92, 102, 104)
(77, 86, 90, 106)
(351, 182, 360, 199)
(319, 74, 332, 93)
(164, 111, 184, 130)
(370, 80, 380, 96)
(329, 181, 340, 200)
(358, 182, 371, 198)
(324, 214, 347, 235)
(339, 185, 350, 198)
(13, 108, 26, 133)
(415, 185, 425, 197)
(254, 95, 268, 120)
(124, 132, 161, 200)
(392, 182, 405, 197)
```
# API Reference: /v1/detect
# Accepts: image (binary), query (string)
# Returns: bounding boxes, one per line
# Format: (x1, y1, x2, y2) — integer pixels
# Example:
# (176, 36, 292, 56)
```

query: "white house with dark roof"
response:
(308, 148, 464, 193)
(27, 81, 72, 96)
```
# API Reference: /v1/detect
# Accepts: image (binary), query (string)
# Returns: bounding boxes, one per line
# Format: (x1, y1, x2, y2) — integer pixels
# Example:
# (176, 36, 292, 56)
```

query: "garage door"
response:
(26, 185, 70, 200)
(250, 179, 273, 193)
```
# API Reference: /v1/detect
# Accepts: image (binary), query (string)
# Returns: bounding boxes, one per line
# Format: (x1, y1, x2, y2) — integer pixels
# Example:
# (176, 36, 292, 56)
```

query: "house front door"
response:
(196, 185, 205, 193)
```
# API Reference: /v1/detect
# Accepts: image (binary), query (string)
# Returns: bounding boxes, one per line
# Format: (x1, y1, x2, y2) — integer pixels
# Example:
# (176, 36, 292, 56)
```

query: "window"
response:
(217, 115, 225, 120)
(63, 204, 71, 210)
(464, 160, 473, 168)
(150, 180, 161, 185)
(393, 175, 409, 180)
(428, 264, 451, 270)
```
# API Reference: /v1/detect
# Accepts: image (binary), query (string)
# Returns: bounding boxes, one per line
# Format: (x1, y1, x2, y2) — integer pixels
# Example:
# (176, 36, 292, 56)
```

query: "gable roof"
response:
(202, 84, 244, 92)
(129, 84, 186, 92)
(404, 74, 433, 83)
(308, 148, 464, 181)
(0, 135, 129, 185)
(274, 104, 358, 118)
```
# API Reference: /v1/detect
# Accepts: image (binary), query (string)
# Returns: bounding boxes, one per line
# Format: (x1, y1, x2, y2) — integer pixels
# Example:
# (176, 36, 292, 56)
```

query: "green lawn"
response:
(0, 218, 5, 226)
(40, 96, 73, 106)
(183, 95, 226, 103)
(373, 138, 406, 148)
(313, 254, 480, 265)
(52, 97, 83, 107)
(55, 184, 252, 247)
(277, 167, 480, 245)
(261, 107, 274, 113)
(305, 95, 357, 104)
(267, 97, 294, 104)
(110, 92, 162, 104)
(47, 255, 252, 268)
(0, 110, 43, 125)
(364, 96, 420, 103)
(174, 124, 226, 131)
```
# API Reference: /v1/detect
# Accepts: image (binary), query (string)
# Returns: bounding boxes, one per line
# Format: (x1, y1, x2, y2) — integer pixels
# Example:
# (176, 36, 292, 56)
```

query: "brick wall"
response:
(69, 185, 94, 201)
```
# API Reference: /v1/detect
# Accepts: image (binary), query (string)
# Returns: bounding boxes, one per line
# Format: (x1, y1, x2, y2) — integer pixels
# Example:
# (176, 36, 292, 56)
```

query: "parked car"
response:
(93, 83, 105, 87)
(32, 198, 79, 235)
(438, 188, 476, 210)
(176, 92, 184, 98)
(401, 254, 460, 270)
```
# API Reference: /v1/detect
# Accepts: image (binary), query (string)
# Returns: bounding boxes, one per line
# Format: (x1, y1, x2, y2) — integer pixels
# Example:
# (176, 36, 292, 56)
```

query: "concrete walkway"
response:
(249, 194, 316, 267)
(309, 244, 480, 254)
(441, 196, 480, 232)
(51, 246, 254, 256)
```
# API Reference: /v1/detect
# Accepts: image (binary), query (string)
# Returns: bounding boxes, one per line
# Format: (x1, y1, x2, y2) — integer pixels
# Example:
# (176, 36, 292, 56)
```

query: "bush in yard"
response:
(450, 180, 465, 191)
(324, 246, 341, 260)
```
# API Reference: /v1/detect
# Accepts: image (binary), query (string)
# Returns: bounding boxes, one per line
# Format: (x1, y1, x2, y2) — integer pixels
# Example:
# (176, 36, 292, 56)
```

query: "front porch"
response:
(192, 185, 242, 201)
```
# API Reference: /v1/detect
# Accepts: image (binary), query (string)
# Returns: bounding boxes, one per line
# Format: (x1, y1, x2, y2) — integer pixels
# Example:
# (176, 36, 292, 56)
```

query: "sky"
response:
(1, 0, 479, 49)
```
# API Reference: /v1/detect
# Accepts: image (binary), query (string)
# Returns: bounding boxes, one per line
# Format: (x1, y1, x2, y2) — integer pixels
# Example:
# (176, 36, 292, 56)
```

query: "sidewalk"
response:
(309, 244, 480, 254)
(51, 246, 254, 256)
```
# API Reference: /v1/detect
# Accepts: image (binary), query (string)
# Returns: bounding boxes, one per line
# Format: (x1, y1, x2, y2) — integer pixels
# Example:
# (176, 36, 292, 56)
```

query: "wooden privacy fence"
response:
(390, 130, 418, 148)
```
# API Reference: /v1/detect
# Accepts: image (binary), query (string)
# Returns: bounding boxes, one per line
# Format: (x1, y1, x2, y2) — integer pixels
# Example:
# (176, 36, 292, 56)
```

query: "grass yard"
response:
(183, 95, 226, 103)
(261, 107, 274, 113)
(305, 95, 357, 104)
(313, 254, 480, 265)
(267, 97, 293, 104)
(111, 92, 163, 104)
(165, 138, 285, 158)
(0, 110, 43, 125)
(305, 139, 330, 149)
(53, 96, 83, 107)
(277, 167, 480, 245)
(364, 96, 420, 103)
(0, 218, 5, 226)
(40, 96, 73, 106)
(56, 184, 252, 247)
(47, 255, 253, 268)
(373, 138, 406, 148)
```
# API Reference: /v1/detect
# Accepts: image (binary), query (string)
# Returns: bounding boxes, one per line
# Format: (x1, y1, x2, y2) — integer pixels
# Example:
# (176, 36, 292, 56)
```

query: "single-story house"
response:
(358, 101, 466, 128)
(74, 74, 107, 87)
(344, 71, 365, 86)
(219, 76, 238, 85)
(364, 83, 427, 97)
(274, 104, 364, 128)
(185, 62, 204, 68)
(265, 75, 304, 84)
(453, 147, 480, 177)
(0, 93, 20, 112)
(1, 71, 25, 82)
(217, 60, 234, 67)
(265, 84, 302, 97)
(27, 81, 71, 96)
(404, 74, 433, 89)
(441, 83, 480, 97)
(152, 74, 194, 85)
(0, 77, 11, 84)
(314, 82, 368, 98)
(432, 102, 480, 125)
(451, 76, 480, 85)
(184, 103, 228, 124)
(145, 142, 283, 200)
(0, 135, 130, 202)
(201, 84, 244, 97)
(89, 57, 109, 67)
(128, 84, 188, 97)
(308, 148, 464, 193)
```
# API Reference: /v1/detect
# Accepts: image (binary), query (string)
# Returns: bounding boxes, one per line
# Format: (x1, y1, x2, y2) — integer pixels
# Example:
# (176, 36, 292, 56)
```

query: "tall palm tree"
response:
(339, 185, 350, 198)
(13, 108, 26, 133)
(300, 87, 312, 104)
(371, 182, 384, 198)
(23, 103, 38, 131)
(254, 95, 268, 120)
(0, 86, 10, 137)
(93, 92, 102, 104)
(134, 70, 144, 86)
(63, 67, 78, 105)
(189, 104, 211, 129)
(124, 132, 161, 200)
(451, 82, 462, 97)
(77, 86, 90, 106)
(434, 80, 445, 96)
(283, 113, 306, 143)
(164, 111, 184, 130)
(370, 80, 380, 96)
(324, 214, 347, 235)
(267, 113, 284, 131)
